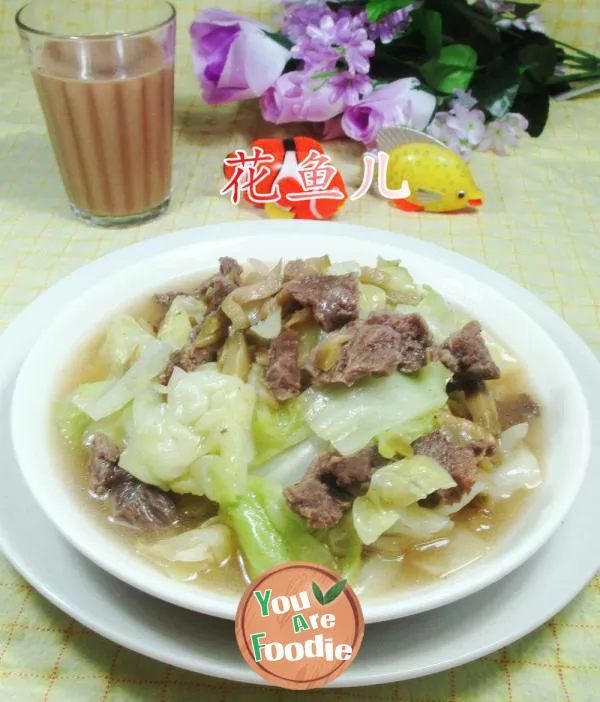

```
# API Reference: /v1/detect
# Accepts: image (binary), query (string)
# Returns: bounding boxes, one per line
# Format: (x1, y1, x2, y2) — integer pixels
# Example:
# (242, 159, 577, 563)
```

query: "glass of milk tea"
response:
(16, 1, 176, 226)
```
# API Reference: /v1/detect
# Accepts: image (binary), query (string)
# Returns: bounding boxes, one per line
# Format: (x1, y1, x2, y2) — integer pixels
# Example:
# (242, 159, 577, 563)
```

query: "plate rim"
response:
(9, 221, 592, 623)
(1, 219, 599, 687)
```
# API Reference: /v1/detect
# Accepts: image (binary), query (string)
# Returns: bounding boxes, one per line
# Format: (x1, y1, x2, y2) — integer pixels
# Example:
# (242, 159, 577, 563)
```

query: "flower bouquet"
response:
(190, 1, 600, 159)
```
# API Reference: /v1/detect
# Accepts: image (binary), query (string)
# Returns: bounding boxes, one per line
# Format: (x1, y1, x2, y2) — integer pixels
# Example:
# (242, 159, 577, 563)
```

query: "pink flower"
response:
(426, 104, 487, 160)
(479, 113, 529, 155)
(313, 117, 346, 141)
(341, 78, 436, 144)
(190, 9, 290, 105)
(260, 71, 345, 124)
(447, 105, 487, 146)
(450, 89, 478, 110)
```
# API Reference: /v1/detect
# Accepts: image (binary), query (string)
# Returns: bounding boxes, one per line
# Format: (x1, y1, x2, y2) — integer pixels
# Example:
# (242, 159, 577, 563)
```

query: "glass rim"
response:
(15, 0, 176, 40)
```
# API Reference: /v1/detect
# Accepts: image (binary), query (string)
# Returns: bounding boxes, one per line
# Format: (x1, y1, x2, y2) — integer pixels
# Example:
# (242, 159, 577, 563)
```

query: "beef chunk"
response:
(87, 433, 131, 498)
(439, 321, 500, 383)
(285, 273, 359, 332)
(265, 329, 301, 402)
(111, 482, 178, 532)
(86, 434, 178, 531)
(285, 475, 351, 531)
(152, 258, 242, 311)
(218, 256, 243, 285)
(496, 393, 540, 430)
(284, 258, 328, 282)
(413, 431, 479, 506)
(284, 447, 381, 528)
(200, 256, 243, 309)
(160, 345, 215, 385)
(309, 312, 433, 386)
(153, 291, 183, 307)
(198, 275, 237, 313)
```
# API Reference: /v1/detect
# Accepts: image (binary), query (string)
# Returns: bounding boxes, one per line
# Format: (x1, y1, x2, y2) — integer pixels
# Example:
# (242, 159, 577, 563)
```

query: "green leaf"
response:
(264, 30, 293, 51)
(512, 2, 541, 19)
(323, 578, 348, 604)
(412, 9, 443, 57)
(311, 581, 325, 605)
(426, 0, 501, 47)
(420, 44, 478, 93)
(519, 42, 558, 84)
(511, 90, 550, 137)
(366, 0, 413, 24)
(471, 59, 521, 118)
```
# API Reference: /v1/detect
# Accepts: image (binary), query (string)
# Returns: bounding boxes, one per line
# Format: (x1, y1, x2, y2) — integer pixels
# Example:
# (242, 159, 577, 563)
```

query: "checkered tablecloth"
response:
(1, 0, 599, 699)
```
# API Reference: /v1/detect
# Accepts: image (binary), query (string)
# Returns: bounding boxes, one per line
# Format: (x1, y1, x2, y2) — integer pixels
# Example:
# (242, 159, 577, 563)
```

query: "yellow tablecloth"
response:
(1, 0, 599, 699)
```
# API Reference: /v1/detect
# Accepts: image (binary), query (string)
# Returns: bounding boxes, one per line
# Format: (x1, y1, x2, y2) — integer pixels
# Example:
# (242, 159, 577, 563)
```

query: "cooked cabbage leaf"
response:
(384, 504, 454, 540)
(485, 439, 542, 500)
(304, 362, 451, 456)
(251, 392, 310, 468)
(358, 283, 386, 317)
(322, 512, 363, 583)
(224, 490, 293, 578)
(250, 477, 336, 569)
(327, 260, 361, 276)
(361, 258, 421, 305)
(252, 437, 328, 487)
(100, 314, 158, 374)
(56, 399, 91, 447)
(158, 295, 206, 348)
(408, 528, 488, 578)
(353, 455, 456, 544)
(118, 365, 256, 504)
(136, 520, 235, 581)
(75, 340, 173, 421)
(223, 476, 339, 578)
(377, 413, 439, 459)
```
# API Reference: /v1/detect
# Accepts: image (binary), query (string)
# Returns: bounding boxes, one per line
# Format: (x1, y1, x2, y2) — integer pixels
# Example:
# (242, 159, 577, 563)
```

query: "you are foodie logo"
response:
(235, 562, 365, 689)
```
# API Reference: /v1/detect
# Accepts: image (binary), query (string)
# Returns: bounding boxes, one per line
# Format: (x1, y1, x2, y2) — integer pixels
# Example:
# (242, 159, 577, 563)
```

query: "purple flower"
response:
(289, 6, 374, 75)
(306, 13, 337, 43)
(329, 71, 373, 106)
(334, 14, 375, 74)
(368, 8, 413, 44)
(341, 77, 437, 143)
(190, 9, 290, 104)
(260, 70, 345, 124)
(280, 3, 334, 42)
(292, 36, 339, 69)
(479, 113, 528, 155)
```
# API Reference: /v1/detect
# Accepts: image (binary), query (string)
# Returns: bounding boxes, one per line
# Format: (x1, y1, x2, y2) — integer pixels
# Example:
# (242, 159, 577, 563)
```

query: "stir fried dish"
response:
(57, 256, 542, 594)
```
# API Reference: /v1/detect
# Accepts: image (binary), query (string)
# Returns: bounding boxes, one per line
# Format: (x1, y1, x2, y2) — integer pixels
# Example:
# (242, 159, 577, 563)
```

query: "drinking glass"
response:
(16, 0, 176, 227)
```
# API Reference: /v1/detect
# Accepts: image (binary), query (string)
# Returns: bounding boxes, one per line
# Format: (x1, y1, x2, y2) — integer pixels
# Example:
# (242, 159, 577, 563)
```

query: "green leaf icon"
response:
(311, 581, 325, 605)
(323, 578, 347, 604)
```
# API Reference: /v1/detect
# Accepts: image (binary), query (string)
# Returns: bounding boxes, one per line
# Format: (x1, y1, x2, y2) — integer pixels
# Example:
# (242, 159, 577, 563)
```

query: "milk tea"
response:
(32, 37, 174, 219)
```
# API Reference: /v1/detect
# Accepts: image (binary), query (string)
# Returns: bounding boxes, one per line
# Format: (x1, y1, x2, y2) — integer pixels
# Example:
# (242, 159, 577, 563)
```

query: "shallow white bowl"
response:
(10, 221, 591, 624)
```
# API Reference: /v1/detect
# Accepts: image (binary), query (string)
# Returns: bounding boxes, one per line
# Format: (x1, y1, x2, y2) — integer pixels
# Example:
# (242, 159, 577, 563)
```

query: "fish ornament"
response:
(374, 127, 484, 213)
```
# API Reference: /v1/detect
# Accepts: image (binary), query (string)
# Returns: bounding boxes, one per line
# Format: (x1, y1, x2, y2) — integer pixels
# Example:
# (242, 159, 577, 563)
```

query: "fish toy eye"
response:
(457, 190, 465, 199)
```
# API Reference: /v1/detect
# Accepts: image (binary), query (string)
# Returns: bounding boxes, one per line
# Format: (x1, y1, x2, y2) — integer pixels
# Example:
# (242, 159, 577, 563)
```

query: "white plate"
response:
(1, 221, 599, 686)
(11, 223, 591, 623)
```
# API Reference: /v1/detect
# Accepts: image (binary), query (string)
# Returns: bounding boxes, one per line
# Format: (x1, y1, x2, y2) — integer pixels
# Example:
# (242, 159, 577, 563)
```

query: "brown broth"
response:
(54, 270, 545, 598)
